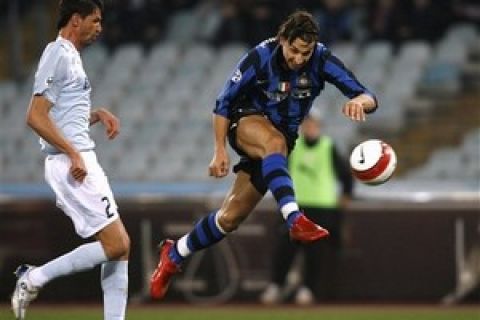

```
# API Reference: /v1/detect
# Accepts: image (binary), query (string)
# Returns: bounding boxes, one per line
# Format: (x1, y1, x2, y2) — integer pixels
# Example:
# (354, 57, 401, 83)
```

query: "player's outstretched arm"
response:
(90, 108, 120, 140)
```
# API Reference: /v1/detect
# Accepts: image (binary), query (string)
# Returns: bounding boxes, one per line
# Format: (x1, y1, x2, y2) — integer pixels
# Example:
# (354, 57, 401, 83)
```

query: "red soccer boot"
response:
(150, 239, 180, 300)
(289, 213, 329, 243)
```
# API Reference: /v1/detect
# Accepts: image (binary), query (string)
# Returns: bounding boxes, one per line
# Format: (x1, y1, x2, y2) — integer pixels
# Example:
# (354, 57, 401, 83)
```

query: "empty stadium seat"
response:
(1, 23, 477, 189)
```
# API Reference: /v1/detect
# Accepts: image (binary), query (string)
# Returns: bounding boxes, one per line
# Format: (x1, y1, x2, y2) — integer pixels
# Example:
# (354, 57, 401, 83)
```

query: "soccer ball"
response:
(349, 139, 397, 185)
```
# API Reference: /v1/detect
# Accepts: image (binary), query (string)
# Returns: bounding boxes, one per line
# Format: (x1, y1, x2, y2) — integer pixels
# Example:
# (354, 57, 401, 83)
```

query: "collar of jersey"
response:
(56, 35, 78, 54)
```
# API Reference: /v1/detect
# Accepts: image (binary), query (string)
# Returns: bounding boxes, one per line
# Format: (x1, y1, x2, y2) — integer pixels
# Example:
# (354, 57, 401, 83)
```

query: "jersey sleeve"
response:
(33, 46, 68, 104)
(214, 48, 259, 119)
(319, 47, 378, 113)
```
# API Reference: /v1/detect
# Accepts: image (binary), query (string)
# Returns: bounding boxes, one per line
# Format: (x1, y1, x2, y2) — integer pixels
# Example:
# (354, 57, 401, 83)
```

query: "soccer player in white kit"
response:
(11, 1, 130, 319)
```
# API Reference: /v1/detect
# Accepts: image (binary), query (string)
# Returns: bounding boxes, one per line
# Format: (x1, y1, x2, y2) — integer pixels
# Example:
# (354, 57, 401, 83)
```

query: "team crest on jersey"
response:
(292, 73, 312, 99)
(232, 69, 242, 83)
(297, 73, 311, 88)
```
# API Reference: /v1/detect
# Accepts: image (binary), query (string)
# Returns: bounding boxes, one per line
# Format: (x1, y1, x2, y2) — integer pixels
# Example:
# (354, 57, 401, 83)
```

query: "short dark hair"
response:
(276, 10, 319, 44)
(57, 0, 104, 30)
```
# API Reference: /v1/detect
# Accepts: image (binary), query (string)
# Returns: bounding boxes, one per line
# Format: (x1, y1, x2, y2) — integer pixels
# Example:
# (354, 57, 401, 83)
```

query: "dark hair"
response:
(276, 10, 319, 44)
(57, 0, 104, 30)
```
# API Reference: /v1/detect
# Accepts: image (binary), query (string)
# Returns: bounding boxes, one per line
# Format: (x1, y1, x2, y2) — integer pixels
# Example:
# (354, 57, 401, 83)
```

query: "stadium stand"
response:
(0, 2, 478, 307)
(0, 3, 478, 194)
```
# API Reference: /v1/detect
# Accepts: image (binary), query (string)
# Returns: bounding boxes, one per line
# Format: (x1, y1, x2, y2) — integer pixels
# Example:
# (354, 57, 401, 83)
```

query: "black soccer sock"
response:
(169, 211, 226, 264)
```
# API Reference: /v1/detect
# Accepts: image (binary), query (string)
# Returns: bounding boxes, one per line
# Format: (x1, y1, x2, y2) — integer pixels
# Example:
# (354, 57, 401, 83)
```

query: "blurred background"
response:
(0, 0, 479, 310)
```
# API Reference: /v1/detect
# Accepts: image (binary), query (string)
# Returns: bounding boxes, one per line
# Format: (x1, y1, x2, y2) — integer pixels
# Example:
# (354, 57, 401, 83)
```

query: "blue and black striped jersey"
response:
(215, 38, 377, 140)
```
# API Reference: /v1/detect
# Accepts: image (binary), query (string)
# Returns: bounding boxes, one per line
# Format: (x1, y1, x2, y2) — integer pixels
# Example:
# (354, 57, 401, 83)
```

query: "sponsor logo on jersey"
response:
(262, 89, 289, 102)
(291, 88, 312, 99)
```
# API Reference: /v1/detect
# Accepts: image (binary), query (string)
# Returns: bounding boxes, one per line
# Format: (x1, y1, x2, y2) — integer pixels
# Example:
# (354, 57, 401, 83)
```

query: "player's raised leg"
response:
(12, 218, 129, 320)
(150, 171, 263, 299)
(11, 241, 108, 320)
(236, 115, 329, 243)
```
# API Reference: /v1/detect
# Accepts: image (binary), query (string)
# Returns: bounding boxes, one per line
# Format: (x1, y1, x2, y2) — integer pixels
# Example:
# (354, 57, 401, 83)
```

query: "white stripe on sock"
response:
(214, 211, 227, 234)
(280, 202, 299, 220)
(176, 234, 191, 257)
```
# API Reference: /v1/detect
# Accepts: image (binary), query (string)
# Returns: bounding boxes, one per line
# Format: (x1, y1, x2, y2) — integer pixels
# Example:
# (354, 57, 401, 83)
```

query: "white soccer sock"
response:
(176, 234, 191, 258)
(28, 241, 107, 288)
(101, 261, 128, 320)
(280, 202, 299, 220)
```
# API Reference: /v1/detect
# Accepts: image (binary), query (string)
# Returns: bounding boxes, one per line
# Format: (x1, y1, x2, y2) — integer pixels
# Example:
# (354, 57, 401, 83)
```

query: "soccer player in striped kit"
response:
(150, 10, 377, 300)
(11, 1, 129, 319)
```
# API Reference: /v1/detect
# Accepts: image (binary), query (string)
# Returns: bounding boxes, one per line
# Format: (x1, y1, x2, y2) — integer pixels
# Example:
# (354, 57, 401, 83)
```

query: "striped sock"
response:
(168, 211, 226, 265)
(262, 153, 301, 228)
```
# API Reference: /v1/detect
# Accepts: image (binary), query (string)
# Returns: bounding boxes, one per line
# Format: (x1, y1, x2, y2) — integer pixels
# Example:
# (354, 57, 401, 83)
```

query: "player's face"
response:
(280, 37, 315, 71)
(79, 8, 102, 46)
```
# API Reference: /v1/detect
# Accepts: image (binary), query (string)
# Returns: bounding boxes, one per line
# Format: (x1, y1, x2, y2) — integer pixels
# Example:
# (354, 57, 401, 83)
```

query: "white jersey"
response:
(33, 36, 95, 154)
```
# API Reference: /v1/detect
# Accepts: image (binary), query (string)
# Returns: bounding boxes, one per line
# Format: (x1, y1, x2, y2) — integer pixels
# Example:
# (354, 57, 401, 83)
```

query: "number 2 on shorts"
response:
(101, 196, 114, 218)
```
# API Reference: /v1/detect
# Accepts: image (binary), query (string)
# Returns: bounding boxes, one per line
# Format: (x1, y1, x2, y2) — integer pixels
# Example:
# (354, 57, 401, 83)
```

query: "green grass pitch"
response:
(1, 304, 478, 320)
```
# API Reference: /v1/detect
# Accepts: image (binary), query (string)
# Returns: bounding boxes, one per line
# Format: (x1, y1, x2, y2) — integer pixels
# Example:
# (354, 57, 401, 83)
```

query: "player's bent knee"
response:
(217, 212, 246, 233)
(117, 235, 131, 259)
(218, 216, 240, 233)
(218, 207, 250, 233)
(104, 235, 130, 260)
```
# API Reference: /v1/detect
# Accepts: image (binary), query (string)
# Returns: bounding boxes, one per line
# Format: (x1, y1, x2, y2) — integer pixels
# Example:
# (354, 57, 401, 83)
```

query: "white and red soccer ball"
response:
(350, 139, 397, 185)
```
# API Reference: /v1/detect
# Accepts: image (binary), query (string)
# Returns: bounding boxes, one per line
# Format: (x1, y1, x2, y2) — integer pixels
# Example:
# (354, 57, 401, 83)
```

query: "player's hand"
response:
(69, 152, 87, 182)
(97, 108, 120, 139)
(209, 148, 230, 178)
(342, 99, 366, 122)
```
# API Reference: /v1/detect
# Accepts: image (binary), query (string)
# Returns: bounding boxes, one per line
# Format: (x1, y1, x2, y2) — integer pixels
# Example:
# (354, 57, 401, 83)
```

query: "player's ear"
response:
(71, 13, 81, 27)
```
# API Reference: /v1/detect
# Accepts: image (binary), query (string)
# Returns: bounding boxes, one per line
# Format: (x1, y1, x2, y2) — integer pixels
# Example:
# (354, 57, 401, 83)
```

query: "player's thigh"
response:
(235, 115, 287, 158)
(218, 171, 264, 231)
(45, 152, 120, 239)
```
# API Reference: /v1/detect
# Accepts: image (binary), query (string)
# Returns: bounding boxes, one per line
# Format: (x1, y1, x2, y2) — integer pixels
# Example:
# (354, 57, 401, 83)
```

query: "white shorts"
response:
(45, 150, 119, 238)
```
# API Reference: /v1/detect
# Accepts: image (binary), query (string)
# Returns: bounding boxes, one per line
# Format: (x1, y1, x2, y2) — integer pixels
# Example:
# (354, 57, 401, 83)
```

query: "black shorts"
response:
(227, 107, 296, 195)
